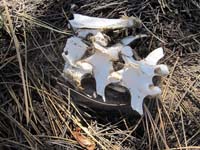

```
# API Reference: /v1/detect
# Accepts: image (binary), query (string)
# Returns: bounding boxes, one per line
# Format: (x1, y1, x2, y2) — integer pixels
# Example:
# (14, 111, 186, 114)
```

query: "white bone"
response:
(93, 42, 122, 60)
(63, 36, 88, 65)
(91, 32, 110, 47)
(63, 14, 169, 115)
(62, 36, 93, 86)
(121, 46, 133, 57)
(108, 47, 168, 114)
(69, 14, 139, 29)
(144, 47, 164, 65)
(109, 66, 161, 114)
(121, 34, 147, 45)
(84, 51, 113, 101)
(154, 64, 169, 76)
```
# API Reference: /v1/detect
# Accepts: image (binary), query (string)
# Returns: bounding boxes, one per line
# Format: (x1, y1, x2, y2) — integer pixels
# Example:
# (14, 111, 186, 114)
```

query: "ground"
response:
(0, 0, 200, 150)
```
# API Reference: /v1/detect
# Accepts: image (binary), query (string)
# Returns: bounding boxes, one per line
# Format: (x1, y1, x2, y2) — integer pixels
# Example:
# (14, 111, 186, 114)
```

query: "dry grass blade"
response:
(0, 137, 32, 149)
(17, 13, 71, 35)
(3, 0, 29, 124)
(144, 104, 170, 150)
(168, 146, 200, 150)
(162, 104, 182, 148)
(180, 106, 188, 149)
(175, 75, 200, 111)
(0, 109, 43, 147)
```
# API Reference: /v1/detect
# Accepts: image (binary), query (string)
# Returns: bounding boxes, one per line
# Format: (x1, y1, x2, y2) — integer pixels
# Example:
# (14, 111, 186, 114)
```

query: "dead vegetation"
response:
(0, 0, 200, 149)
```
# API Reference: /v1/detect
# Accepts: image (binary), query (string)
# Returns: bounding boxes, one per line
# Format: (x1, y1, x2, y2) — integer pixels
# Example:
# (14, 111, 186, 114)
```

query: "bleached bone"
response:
(83, 43, 125, 101)
(63, 36, 88, 65)
(154, 64, 169, 76)
(62, 57, 93, 87)
(83, 33, 125, 100)
(144, 47, 165, 65)
(121, 34, 147, 45)
(84, 52, 113, 101)
(122, 47, 169, 76)
(63, 14, 169, 114)
(90, 32, 110, 47)
(108, 47, 169, 114)
(69, 14, 141, 30)
(121, 46, 134, 57)
(93, 42, 123, 60)
(62, 36, 93, 87)
(63, 65, 92, 86)
(109, 67, 161, 114)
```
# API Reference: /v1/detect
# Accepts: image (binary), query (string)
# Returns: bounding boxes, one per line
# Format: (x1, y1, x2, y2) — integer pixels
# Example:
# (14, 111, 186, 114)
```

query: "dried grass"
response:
(0, 0, 200, 149)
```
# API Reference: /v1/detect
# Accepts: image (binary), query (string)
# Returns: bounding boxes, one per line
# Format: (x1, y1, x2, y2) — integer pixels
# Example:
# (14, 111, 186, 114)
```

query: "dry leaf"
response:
(72, 128, 95, 150)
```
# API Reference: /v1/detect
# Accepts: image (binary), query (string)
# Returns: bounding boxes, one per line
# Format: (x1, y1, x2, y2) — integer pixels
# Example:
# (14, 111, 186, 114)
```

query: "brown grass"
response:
(0, 0, 200, 149)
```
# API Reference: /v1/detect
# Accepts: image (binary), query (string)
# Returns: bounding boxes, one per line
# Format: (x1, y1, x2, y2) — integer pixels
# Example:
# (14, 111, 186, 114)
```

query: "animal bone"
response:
(121, 34, 147, 45)
(62, 36, 93, 86)
(62, 36, 88, 65)
(63, 14, 169, 114)
(69, 14, 141, 30)
(108, 47, 169, 114)
(84, 51, 113, 101)
(90, 32, 110, 47)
